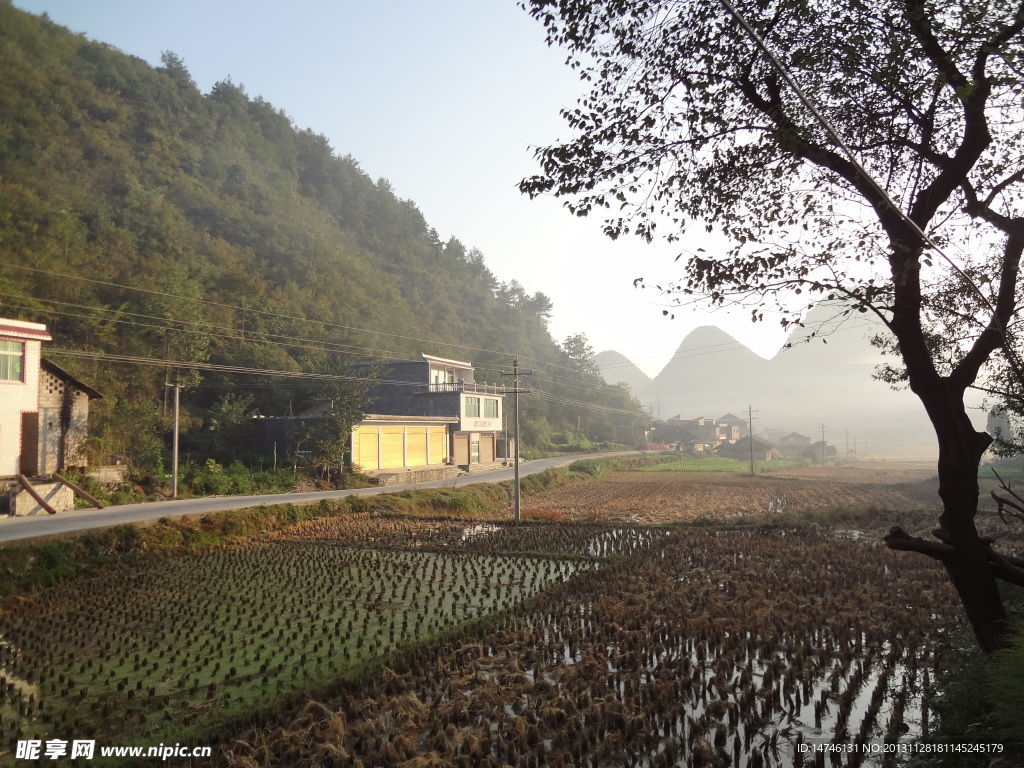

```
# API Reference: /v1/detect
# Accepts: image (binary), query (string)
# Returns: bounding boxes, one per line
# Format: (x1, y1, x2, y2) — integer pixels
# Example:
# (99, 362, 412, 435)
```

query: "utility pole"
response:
(162, 331, 171, 418)
(820, 423, 827, 468)
(747, 405, 758, 475)
(169, 374, 182, 499)
(501, 358, 532, 523)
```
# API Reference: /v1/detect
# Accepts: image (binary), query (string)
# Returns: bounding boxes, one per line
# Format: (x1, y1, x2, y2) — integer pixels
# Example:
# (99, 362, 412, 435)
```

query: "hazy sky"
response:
(13, 0, 797, 377)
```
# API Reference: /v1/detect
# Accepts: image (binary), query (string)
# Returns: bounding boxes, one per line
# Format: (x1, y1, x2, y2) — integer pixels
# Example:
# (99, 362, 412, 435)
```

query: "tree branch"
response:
(884, 526, 1024, 587)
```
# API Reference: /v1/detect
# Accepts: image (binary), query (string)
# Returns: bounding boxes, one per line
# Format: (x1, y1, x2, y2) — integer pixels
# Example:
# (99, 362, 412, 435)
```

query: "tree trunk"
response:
(921, 386, 1009, 653)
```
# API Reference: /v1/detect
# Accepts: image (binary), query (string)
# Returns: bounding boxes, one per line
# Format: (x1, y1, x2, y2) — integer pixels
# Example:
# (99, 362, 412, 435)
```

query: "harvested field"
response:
(777, 461, 937, 485)
(272, 514, 661, 558)
(3, 460, 1002, 766)
(226, 519, 961, 768)
(522, 468, 941, 524)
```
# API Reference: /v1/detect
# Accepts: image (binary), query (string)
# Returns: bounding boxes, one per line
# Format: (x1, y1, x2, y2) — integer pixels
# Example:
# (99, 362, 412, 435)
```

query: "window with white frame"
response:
(0, 340, 24, 382)
(484, 398, 499, 418)
(465, 396, 481, 417)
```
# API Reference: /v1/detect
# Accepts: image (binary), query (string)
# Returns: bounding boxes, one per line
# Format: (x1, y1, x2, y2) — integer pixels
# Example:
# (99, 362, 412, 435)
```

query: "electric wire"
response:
(9, 291, 649, 407)
(1, 262, 647, 397)
(46, 348, 647, 419)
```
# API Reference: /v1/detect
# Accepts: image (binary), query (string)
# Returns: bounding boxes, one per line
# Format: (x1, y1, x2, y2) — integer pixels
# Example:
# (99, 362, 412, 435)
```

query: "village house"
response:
(0, 317, 102, 514)
(664, 414, 742, 448)
(805, 440, 838, 464)
(649, 420, 706, 453)
(0, 318, 52, 478)
(718, 413, 749, 440)
(37, 358, 103, 475)
(353, 354, 505, 471)
(716, 434, 777, 462)
(779, 432, 812, 458)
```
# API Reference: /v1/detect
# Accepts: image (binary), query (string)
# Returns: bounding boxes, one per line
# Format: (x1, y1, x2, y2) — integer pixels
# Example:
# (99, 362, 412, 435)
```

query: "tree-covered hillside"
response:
(0, 4, 643, 475)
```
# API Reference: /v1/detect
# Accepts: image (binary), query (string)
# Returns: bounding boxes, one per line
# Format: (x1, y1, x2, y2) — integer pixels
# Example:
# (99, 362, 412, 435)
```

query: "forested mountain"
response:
(0, 4, 642, 471)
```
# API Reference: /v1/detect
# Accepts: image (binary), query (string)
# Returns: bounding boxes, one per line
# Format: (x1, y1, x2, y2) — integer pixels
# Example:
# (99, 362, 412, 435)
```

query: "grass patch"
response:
(567, 453, 680, 477)
(637, 457, 805, 473)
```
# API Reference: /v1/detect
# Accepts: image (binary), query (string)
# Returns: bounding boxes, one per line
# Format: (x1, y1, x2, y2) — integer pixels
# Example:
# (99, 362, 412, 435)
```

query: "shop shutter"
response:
(354, 427, 379, 470)
(453, 433, 469, 465)
(480, 433, 495, 463)
(406, 426, 428, 467)
(381, 427, 405, 469)
(428, 427, 447, 464)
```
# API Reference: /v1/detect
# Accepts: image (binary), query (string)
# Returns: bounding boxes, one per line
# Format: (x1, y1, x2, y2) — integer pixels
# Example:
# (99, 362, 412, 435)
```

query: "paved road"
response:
(0, 452, 642, 542)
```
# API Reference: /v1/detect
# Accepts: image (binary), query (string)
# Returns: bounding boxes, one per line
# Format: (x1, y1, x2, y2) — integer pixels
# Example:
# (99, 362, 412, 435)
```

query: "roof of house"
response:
(654, 424, 701, 443)
(0, 318, 52, 342)
(40, 358, 102, 399)
(359, 414, 460, 425)
(420, 353, 473, 369)
(352, 353, 474, 370)
(735, 434, 776, 448)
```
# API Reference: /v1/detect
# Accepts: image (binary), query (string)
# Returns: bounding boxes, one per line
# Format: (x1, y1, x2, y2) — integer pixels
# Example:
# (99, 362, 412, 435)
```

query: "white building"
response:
(0, 318, 52, 477)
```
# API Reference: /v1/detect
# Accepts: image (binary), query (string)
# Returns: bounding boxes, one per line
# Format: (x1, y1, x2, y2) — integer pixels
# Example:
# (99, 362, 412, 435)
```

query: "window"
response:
(0, 340, 24, 382)
(484, 398, 499, 418)
(465, 396, 480, 417)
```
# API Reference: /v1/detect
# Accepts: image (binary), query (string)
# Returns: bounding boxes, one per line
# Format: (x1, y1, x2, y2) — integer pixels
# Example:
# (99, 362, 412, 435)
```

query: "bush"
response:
(985, 622, 1024, 751)
(568, 458, 606, 476)
(917, 583, 1024, 765)
(519, 469, 564, 494)
(185, 459, 234, 496)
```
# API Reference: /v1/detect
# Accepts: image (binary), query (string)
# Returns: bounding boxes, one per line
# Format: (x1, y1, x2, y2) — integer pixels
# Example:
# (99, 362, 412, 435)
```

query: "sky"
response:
(12, 0, 801, 378)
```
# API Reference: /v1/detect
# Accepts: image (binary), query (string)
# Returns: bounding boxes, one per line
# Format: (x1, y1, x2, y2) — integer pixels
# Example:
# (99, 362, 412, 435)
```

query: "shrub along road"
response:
(0, 453, 642, 542)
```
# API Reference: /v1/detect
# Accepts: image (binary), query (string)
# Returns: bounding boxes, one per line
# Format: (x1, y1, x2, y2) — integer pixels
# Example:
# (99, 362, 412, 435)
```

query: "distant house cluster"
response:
(651, 414, 746, 453)
(0, 317, 106, 515)
(650, 413, 835, 462)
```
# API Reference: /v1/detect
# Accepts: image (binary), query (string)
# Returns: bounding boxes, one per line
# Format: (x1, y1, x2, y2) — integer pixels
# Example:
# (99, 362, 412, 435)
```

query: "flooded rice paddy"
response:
(0, 463, 969, 766)
(222, 519, 960, 767)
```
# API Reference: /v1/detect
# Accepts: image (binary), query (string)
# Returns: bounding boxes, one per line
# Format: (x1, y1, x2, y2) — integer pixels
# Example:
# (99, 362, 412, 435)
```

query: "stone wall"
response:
(10, 480, 73, 516)
(87, 464, 128, 485)
(368, 465, 462, 486)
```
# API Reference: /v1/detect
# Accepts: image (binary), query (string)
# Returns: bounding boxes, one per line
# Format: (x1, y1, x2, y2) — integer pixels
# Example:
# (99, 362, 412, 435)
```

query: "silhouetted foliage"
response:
(521, 0, 1024, 651)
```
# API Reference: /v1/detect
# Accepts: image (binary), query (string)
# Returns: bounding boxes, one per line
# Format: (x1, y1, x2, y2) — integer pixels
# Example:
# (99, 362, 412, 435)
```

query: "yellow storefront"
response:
(351, 415, 456, 471)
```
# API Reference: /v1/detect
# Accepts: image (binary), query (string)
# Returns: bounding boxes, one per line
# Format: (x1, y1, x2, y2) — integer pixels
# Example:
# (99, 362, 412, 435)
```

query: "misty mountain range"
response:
(596, 307, 983, 458)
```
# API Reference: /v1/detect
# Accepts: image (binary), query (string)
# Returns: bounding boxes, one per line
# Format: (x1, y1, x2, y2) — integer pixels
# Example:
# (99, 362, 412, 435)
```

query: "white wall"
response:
(0, 320, 49, 477)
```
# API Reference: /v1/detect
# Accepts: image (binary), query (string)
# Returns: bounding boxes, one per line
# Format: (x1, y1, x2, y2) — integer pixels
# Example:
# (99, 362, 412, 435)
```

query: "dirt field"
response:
(522, 461, 943, 525)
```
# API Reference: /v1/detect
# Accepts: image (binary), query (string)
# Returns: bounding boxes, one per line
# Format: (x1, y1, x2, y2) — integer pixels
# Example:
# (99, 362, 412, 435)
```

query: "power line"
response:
(0, 292, 411, 361)
(49, 349, 430, 388)
(8, 260, 878, 403)
(46, 348, 647, 419)
(2, 263, 644, 398)
(2, 290, 651, 407)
